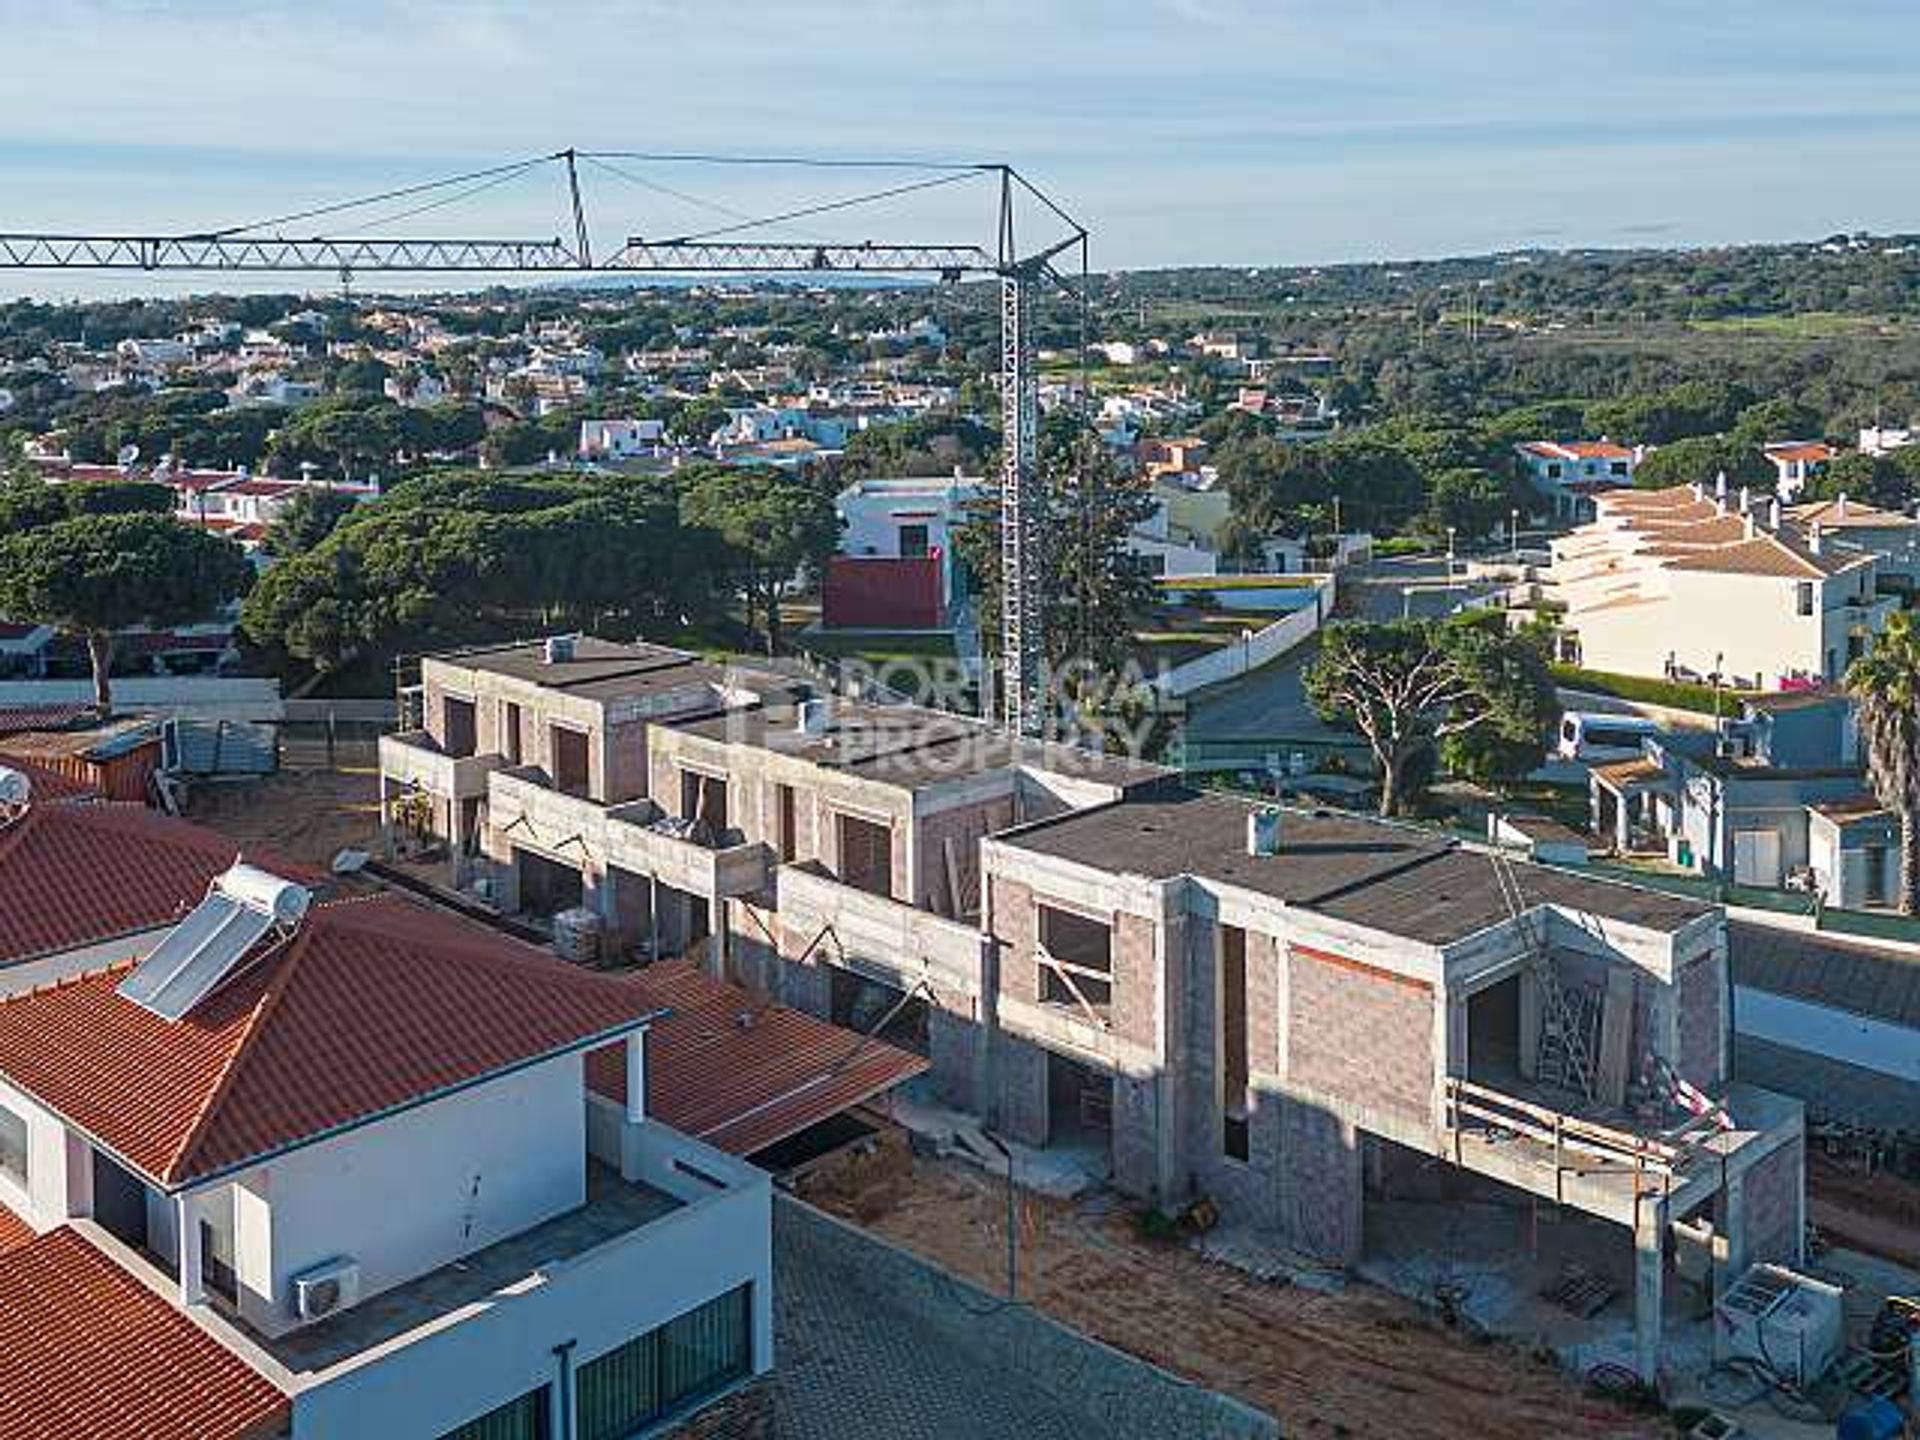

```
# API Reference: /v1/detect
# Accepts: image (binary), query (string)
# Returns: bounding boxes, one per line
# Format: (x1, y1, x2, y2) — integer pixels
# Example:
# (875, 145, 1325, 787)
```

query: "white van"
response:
(1557, 711, 1661, 763)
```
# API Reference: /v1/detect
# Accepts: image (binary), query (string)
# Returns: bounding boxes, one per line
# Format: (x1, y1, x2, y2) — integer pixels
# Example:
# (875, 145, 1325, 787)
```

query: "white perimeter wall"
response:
(1735, 986, 1920, 1086)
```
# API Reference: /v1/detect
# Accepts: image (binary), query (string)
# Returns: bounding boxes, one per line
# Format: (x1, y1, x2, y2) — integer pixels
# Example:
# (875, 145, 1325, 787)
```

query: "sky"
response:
(3, 0, 1919, 298)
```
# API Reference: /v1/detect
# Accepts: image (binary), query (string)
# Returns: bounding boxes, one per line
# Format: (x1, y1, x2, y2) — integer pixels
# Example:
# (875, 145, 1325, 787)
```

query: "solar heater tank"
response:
(218, 862, 312, 925)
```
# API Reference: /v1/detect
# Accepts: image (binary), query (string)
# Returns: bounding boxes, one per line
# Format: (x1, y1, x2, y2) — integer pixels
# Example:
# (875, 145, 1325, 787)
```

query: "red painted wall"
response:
(822, 553, 945, 630)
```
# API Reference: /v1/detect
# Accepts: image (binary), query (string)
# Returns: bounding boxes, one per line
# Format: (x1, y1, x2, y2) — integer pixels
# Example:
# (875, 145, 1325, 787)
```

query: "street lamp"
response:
(1510, 508, 1520, 561)
(1446, 525, 1456, 577)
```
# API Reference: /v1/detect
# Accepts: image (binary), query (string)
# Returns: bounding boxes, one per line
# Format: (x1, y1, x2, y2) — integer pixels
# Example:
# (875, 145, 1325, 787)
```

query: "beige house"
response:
(1547, 484, 1896, 687)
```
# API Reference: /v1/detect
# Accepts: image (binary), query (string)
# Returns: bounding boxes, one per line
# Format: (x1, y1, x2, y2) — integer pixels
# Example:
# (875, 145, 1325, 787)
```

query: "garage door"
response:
(1733, 829, 1783, 887)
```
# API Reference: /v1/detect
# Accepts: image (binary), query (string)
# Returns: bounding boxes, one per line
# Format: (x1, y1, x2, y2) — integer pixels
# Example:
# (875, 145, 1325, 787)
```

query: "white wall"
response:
(292, 1122, 773, 1440)
(220, 1054, 588, 1338)
(1735, 986, 1920, 1086)
(0, 1075, 80, 1232)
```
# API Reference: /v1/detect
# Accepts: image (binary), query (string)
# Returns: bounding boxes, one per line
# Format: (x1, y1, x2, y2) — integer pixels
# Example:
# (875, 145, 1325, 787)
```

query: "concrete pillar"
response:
(1518, 971, 1543, 1080)
(1153, 889, 1187, 1206)
(176, 1192, 204, 1307)
(624, 1031, 647, 1123)
(1633, 1197, 1668, 1385)
(1616, 791, 1632, 853)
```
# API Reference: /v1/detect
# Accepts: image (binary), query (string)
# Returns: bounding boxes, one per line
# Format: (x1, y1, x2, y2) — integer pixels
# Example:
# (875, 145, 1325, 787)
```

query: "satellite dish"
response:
(117, 443, 140, 468)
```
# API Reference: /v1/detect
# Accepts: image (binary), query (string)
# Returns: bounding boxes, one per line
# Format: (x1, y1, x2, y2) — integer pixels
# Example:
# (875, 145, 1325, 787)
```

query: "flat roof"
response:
(673, 700, 1169, 792)
(435, 636, 720, 702)
(251, 1162, 679, 1375)
(1001, 790, 1708, 945)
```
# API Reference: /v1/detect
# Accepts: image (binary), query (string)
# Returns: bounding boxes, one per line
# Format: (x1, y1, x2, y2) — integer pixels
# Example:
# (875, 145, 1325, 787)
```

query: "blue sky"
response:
(3, 0, 1918, 296)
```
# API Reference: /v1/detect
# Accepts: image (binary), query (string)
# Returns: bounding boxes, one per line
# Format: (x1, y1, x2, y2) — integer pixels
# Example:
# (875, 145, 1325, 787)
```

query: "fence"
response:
(775, 1197, 1277, 1440)
(1151, 572, 1335, 700)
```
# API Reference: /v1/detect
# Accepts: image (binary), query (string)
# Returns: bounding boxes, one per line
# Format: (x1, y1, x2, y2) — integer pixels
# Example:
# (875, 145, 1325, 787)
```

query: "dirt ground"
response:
(1810, 1152, 1920, 1272)
(181, 745, 382, 870)
(799, 1132, 1665, 1440)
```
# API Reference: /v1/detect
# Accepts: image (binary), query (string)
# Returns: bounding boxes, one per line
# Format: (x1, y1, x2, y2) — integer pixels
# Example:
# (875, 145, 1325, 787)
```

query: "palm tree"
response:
(1846, 610, 1920, 914)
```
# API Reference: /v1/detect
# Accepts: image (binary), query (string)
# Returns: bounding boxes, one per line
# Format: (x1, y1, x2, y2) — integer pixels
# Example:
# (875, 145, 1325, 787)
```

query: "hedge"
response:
(1551, 664, 1756, 716)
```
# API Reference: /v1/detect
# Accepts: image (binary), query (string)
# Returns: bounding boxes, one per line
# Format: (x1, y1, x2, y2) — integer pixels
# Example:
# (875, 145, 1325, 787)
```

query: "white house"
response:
(1547, 484, 1896, 687)
(579, 417, 667, 462)
(1513, 440, 1638, 520)
(0, 861, 774, 1440)
(1761, 441, 1835, 500)
(1858, 425, 1915, 457)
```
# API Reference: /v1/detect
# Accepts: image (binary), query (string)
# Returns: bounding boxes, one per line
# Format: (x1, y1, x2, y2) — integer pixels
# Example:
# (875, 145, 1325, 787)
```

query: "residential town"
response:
(5, 9, 1920, 1438)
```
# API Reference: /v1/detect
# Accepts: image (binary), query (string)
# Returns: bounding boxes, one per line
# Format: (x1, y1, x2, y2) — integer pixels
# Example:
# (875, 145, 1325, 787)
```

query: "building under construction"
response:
(381, 633, 1806, 1385)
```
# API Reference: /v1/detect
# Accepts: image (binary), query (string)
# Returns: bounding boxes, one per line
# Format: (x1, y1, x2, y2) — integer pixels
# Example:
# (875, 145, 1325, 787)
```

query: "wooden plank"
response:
(1596, 965, 1636, 1108)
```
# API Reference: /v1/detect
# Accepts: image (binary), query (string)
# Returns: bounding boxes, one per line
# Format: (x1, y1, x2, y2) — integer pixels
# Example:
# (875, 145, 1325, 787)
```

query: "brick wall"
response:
(1676, 952, 1725, 1086)
(603, 718, 652, 804)
(914, 797, 1015, 918)
(1111, 912, 1159, 1052)
(1111, 1071, 1160, 1199)
(990, 875, 1038, 1004)
(1287, 946, 1433, 1126)
(1741, 1137, 1803, 1268)
(1247, 930, 1281, 1075)
(1276, 1098, 1361, 1264)
(1180, 920, 1284, 1229)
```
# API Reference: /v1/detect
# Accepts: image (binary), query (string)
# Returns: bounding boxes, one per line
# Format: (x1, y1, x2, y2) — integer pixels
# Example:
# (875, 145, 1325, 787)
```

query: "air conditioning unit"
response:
(1715, 1263, 1844, 1388)
(292, 1257, 361, 1323)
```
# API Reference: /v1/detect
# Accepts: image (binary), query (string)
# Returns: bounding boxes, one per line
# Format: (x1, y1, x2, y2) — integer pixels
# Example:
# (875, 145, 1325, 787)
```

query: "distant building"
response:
(579, 418, 666, 461)
(1513, 440, 1637, 521)
(1760, 441, 1835, 500)
(1858, 424, 1915, 457)
(1547, 483, 1895, 687)
(827, 475, 988, 629)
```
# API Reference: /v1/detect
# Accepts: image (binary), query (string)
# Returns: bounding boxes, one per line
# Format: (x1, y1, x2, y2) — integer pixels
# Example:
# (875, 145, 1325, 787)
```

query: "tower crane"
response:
(0, 149, 1088, 735)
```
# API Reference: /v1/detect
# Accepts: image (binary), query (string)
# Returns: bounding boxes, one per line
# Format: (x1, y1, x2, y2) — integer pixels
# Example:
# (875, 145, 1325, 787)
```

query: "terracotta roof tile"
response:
(0, 755, 97, 804)
(0, 806, 304, 969)
(0, 894, 658, 1184)
(0, 1227, 286, 1440)
(1787, 498, 1917, 530)
(1664, 533, 1866, 579)
(0, 705, 94, 738)
(586, 958, 927, 1156)
(0, 1198, 32, 1257)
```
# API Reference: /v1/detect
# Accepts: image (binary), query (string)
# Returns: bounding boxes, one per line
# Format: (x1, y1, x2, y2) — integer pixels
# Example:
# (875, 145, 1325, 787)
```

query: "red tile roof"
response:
(0, 894, 658, 1184)
(1764, 442, 1835, 464)
(586, 958, 928, 1156)
(0, 805, 294, 969)
(0, 755, 97, 804)
(0, 1198, 32, 1257)
(0, 1227, 286, 1440)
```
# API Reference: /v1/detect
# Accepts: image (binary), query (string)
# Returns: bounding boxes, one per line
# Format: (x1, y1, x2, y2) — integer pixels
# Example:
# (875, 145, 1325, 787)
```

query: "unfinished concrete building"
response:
(382, 639, 1805, 1382)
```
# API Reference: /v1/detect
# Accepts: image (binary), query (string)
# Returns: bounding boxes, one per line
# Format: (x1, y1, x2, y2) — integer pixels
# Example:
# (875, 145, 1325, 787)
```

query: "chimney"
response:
(1838, 491, 1849, 518)
(1690, 481, 1704, 501)
(1768, 496, 1782, 530)
(1738, 485, 1750, 514)
(1809, 521, 1823, 555)
(1744, 512, 1756, 539)
(1247, 806, 1282, 857)
(1715, 470, 1727, 503)
(796, 698, 832, 737)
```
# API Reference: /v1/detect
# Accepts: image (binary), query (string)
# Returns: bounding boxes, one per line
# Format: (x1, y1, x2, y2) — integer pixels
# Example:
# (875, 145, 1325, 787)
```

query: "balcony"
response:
(378, 728, 501, 802)
(776, 862, 984, 1000)
(1441, 1075, 1800, 1225)
(488, 767, 769, 901)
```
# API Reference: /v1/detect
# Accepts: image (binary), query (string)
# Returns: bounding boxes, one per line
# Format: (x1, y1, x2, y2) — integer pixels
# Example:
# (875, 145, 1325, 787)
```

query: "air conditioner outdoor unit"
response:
(293, 1257, 361, 1323)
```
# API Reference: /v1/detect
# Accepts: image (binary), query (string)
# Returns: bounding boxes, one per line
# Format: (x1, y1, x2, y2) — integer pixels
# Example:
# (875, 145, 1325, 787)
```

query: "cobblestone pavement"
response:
(770, 1230, 1093, 1440)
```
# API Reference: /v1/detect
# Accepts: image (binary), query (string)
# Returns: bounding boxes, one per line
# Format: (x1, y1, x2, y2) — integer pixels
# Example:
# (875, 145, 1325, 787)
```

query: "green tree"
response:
(1846, 611, 1920, 914)
(265, 488, 362, 559)
(1303, 613, 1558, 815)
(1802, 451, 1908, 508)
(0, 513, 251, 711)
(679, 465, 839, 654)
(954, 418, 1159, 703)
(1421, 467, 1513, 541)
(1631, 434, 1771, 491)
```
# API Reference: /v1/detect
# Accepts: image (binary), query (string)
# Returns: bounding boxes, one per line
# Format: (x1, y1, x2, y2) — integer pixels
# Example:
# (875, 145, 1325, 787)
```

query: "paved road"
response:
(771, 1226, 1091, 1440)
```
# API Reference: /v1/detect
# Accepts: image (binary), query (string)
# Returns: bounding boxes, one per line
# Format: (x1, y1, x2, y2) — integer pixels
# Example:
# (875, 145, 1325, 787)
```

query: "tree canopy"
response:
(1846, 610, 1920, 914)
(678, 464, 840, 654)
(242, 470, 732, 674)
(0, 510, 252, 711)
(1302, 612, 1558, 815)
